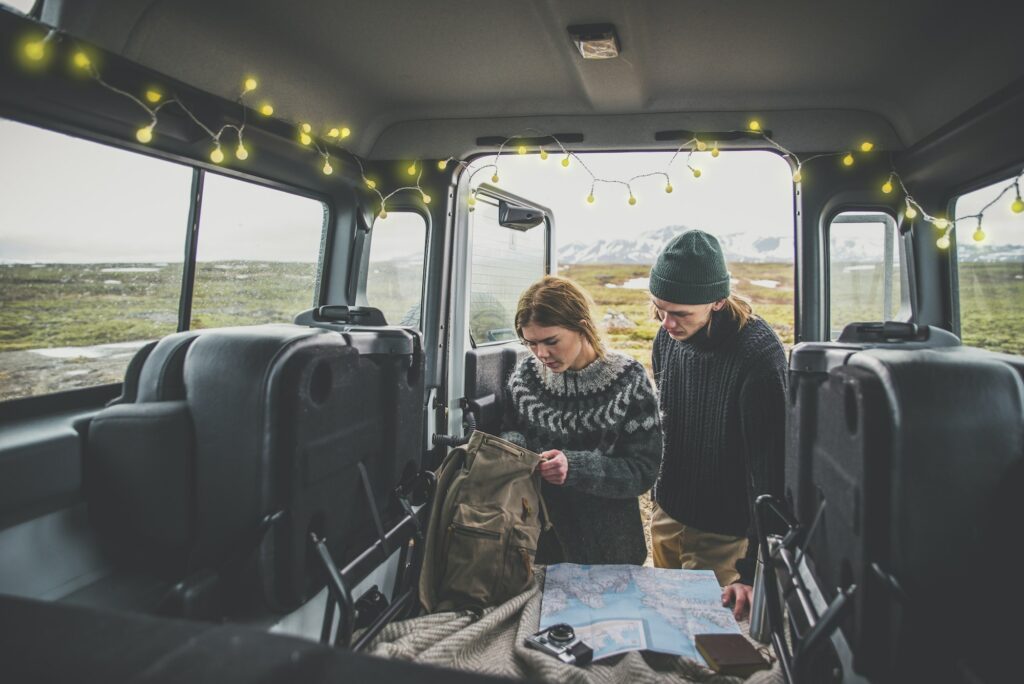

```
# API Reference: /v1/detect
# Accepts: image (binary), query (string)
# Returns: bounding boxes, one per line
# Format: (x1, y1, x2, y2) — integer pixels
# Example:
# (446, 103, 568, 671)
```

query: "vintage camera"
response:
(524, 623, 593, 665)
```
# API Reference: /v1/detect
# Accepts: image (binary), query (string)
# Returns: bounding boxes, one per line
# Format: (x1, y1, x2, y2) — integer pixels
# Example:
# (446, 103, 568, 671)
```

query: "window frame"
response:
(949, 164, 1024, 346)
(0, 114, 333, 404)
(823, 207, 911, 339)
(465, 189, 552, 349)
(359, 205, 431, 328)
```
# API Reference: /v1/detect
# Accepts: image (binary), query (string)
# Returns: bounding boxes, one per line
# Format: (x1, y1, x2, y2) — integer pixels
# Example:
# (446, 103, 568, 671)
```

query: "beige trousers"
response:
(650, 502, 749, 586)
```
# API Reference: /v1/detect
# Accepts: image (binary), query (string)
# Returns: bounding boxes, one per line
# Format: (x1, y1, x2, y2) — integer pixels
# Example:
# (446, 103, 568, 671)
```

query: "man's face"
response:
(651, 296, 723, 341)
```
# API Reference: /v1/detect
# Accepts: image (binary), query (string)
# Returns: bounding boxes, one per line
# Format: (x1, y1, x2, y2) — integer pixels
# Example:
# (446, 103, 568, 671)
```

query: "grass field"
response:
(562, 262, 797, 368)
(2, 259, 1022, 401)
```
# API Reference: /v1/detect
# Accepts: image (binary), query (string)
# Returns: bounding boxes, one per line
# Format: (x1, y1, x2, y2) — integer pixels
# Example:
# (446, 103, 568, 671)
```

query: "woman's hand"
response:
(538, 450, 568, 485)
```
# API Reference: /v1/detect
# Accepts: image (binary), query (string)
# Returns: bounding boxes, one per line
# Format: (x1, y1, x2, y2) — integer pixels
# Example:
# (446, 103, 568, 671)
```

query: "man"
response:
(648, 229, 787, 620)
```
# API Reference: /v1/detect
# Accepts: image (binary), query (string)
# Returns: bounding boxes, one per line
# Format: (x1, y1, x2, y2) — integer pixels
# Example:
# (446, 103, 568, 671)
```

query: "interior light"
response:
(567, 24, 621, 60)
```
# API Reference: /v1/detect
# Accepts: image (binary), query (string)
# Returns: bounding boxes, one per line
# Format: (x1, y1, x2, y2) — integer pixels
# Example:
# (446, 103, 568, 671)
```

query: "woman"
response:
(500, 275, 663, 565)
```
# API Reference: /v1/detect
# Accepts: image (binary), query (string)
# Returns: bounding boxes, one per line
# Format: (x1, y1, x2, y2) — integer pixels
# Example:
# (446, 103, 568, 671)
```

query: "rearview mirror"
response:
(498, 199, 545, 231)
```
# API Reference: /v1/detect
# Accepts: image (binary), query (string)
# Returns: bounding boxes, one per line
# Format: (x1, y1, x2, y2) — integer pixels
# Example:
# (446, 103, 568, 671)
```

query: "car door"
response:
(445, 183, 555, 440)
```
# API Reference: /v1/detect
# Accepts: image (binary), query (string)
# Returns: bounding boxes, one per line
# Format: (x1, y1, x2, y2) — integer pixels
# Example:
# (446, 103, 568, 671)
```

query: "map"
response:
(539, 563, 740, 662)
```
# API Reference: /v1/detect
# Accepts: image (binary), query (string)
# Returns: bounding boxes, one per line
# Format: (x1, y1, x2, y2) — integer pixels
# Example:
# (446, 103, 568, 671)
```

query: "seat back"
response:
(84, 323, 425, 616)
(788, 344, 1024, 681)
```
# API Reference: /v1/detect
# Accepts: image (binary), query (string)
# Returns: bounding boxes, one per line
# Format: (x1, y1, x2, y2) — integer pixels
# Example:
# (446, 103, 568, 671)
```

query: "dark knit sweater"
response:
(652, 309, 787, 584)
(500, 351, 663, 566)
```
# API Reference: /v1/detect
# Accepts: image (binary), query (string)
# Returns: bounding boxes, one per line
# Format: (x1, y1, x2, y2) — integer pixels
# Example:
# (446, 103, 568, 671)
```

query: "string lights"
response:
(13, 25, 1024, 243)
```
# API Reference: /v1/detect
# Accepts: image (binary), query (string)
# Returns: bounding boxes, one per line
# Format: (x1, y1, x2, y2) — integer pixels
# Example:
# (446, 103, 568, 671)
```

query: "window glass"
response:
(6, 0, 36, 13)
(0, 119, 191, 401)
(955, 175, 1024, 354)
(828, 212, 904, 338)
(469, 196, 546, 344)
(366, 212, 427, 327)
(190, 173, 326, 329)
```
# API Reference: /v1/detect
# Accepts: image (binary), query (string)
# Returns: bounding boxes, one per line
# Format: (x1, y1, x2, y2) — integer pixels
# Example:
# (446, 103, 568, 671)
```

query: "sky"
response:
(0, 118, 325, 262)
(3, 111, 1019, 265)
(464, 149, 795, 249)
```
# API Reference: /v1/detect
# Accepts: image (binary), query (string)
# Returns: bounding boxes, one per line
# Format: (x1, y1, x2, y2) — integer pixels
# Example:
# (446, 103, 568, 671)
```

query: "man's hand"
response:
(538, 450, 568, 485)
(721, 582, 753, 620)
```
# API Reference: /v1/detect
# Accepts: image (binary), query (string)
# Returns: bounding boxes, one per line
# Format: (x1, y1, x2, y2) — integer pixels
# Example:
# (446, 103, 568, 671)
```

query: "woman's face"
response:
(520, 322, 593, 372)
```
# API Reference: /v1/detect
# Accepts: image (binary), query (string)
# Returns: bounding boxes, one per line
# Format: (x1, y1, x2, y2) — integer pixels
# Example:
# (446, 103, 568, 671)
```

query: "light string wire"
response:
(17, 28, 1024, 241)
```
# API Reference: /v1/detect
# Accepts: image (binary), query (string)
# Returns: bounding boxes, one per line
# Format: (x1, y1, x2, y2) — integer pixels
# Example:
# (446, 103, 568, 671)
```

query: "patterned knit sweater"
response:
(500, 351, 663, 565)
(652, 309, 788, 584)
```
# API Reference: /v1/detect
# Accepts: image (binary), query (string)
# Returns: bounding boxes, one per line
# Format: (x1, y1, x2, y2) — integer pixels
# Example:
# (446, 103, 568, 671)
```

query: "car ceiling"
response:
(39, 0, 1024, 159)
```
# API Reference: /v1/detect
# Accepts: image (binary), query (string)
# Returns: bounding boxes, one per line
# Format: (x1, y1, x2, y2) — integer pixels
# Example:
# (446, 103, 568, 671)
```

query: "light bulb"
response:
(235, 143, 249, 160)
(210, 146, 224, 164)
(145, 90, 162, 104)
(378, 209, 388, 220)
(322, 160, 333, 175)
(973, 226, 985, 242)
(243, 77, 258, 92)
(491, 173, 499, 183)
(937, 234, 950, 250)
(73, 51, 90, 69)
(628, 196, 637, 206)
(905, 205, 918, 219)
(437, 159, 448, 171)
(24, 40, 45, 61)
(711, 145, 720, 158)
(842, 153, 855, 167)
(340, 127, 351, 138)
(692, 168, 702, 178)
(259, 104, 274, 116)
(933, 218, 949, 230)
(540, 149, 549, 160)
(561, 156, 570, 168)
(135, 126, 153, 144)
(748, 119, 761, 131)
(365, 179, 377, 189)
(407, 163, 417, 176)
(300, 132, 312, 145)
(586, 193, 595, 204)
(882, 180, 893, 194)
(468, 195, 477, 207)
(696, 140, 707, 151)
(517, 145, 526, 155)
(422, 194, 432, 204)
(328, 128, 339, 138)
(792, 169, 802, 183)
(1012, 197, 1024, 214)
(665, 183, 673, 194)
(301, 123, 312, 134)
(860, 141, 874, 152)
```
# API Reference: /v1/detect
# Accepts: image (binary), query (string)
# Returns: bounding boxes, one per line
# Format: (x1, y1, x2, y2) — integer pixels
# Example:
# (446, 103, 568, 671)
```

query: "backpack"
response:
(419, 431, 550, 612)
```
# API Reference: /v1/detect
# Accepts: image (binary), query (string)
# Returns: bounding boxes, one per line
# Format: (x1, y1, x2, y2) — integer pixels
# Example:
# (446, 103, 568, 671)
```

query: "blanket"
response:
(364, 570, 784, 683)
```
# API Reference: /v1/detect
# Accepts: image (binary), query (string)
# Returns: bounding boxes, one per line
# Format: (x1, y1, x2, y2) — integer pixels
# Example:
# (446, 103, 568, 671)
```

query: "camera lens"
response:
(548, 623, 575, 643)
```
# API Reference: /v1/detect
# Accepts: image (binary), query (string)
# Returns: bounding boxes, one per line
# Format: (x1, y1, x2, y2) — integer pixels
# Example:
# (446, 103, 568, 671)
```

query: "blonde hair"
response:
(720, 294, 753, 330)
(515, 275, 606, 358)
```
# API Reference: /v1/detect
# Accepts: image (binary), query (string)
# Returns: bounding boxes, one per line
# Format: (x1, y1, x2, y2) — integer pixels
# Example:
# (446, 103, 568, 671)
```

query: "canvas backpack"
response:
(419, 431, 550, 612)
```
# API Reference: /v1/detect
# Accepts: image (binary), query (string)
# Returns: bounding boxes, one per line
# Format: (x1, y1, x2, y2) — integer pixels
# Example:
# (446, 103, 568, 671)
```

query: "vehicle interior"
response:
(1, 1, 1022, 682)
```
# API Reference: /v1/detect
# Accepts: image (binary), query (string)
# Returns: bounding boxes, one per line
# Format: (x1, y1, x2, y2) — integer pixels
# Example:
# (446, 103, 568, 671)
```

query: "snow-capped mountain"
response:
(558, 226, 796, 264)
(559, 225, 1024, 264)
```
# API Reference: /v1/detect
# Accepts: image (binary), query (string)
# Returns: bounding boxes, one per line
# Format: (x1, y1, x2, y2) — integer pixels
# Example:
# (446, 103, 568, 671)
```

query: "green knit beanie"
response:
(649, 230, 731, 304)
